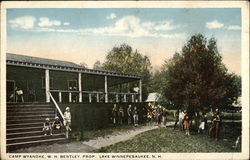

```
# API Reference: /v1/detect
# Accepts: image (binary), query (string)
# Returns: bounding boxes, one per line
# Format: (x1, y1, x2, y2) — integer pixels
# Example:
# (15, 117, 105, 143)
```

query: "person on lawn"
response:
(133, 106, 139, 126)
(118, 106, 124, 125)
(198, 112, 207, 134)
(210, 109, 221, 140)
(127, 105, 133, 125)
(52, 116, 63, 133)
(162, 108, 167, 127)
(183, 111, 191, 136)
(173, 110, 179, 129)
(179, 110, 185, 131)
(43, 118, 52, 136)
(112, 104, 118, 126)
(64, 107, 72, 139)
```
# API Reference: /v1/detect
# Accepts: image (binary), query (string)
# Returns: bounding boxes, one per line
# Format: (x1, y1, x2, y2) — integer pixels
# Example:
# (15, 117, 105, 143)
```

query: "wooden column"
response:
(89, 93, 92, 103)
(123, 94, 127, 103)
(96, 93, 100, 103)
(69, 92, 72, 103)
(45, 69, 50, 103)
(139, 79, 142, 102)
(116, 94, 119, 103)
(59, 92, 62, 103)
(78, 72, 82, 103)
(132, 94, 135, 103)
(105, 76, 108, 103)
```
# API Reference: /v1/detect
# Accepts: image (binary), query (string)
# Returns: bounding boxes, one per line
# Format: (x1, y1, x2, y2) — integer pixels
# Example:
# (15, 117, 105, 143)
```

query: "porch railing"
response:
(49, 92, 65, 121)
(50, 90, 139, 103)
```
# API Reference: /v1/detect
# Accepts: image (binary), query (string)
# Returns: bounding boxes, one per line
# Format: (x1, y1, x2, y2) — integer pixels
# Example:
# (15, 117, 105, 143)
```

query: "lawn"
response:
(95, 126, 241, 153)
(70, 124, 145, 141)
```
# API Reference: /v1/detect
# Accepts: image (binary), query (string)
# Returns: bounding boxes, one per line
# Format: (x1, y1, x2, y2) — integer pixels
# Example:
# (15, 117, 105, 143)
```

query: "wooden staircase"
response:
(6, 102, 66, 152)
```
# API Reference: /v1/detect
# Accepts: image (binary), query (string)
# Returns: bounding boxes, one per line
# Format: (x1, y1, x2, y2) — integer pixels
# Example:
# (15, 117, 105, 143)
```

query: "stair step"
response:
(7, 137, 66, 146)
(7, 105, 51, 108)
(7, 108, 53, 112)
(7, 122, 43, 129)
(7, 126, 43, 133)
(7, 102, 49, 105)
(7, 130, 63, 138)
(7, 115, 55, 120)
(7, 111, 54, 116)
(7, 133, 65, 144)
(7, 119, 55, 124)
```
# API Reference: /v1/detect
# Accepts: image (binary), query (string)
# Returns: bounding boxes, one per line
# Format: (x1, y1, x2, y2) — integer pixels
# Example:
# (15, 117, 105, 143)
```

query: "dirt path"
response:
(13, 122, 174, 153)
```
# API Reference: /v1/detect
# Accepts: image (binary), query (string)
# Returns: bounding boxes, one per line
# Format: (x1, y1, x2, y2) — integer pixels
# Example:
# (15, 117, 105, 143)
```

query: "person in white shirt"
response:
(64, 107, 71, 139)
(179, 110, 185, 131)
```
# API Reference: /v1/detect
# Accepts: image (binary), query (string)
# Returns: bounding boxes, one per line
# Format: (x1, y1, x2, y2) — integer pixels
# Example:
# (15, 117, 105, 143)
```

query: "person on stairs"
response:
(52, 116, 63, 134)
(43, 118, 52, 136)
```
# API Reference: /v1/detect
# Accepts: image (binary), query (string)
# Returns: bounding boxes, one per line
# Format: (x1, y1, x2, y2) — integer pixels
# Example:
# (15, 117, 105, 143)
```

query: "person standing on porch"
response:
(15, 87, 24, 102)
(64, 107, 71, 139)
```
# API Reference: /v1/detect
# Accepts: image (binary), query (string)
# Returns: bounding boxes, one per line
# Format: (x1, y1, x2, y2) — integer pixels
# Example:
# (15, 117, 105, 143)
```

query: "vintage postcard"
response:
(0, 1, 249, 160)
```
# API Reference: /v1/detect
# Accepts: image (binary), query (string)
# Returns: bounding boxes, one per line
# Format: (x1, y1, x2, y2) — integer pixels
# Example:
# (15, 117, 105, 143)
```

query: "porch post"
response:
(132, 94, 135, 103)
(123, 94, 127, 103)
(89, 93, 92, 103)
(139, 79, 142, 102)
(96, 93, 100, 103)
(45, 69, 50, 103)
(116, 94, 119, 103)
(105, 76, 108, 103)
(59, 92, 62, 103)
(78, 72, 82, 103)
(69, 92, 72, 103)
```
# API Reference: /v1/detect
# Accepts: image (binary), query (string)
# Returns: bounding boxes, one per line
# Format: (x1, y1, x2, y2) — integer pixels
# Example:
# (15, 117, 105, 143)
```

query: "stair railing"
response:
(49, 92, 65, 121)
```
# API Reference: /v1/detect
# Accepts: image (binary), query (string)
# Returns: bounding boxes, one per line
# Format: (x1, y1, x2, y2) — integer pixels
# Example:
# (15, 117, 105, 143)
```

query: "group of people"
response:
(146, 104, 168, 127)
(173, 108, 221, 140)
(111, 104, 139, 126)
(43, 107, 72, 139)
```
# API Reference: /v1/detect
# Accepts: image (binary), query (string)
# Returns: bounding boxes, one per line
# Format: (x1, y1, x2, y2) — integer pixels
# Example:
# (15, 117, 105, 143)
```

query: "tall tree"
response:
(102, 43, 152, 100)
(163, 34, 241, 112)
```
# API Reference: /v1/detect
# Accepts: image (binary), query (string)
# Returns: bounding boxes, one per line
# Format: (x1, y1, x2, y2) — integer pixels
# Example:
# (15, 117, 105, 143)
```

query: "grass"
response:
(95, 126, 241, 153)
(70, 124, 145, 141)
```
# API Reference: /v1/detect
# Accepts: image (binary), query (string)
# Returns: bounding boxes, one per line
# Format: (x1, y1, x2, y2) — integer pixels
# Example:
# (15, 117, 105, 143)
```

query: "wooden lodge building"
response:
(6, 53, 143, 151)
(6, 53, 143, 104)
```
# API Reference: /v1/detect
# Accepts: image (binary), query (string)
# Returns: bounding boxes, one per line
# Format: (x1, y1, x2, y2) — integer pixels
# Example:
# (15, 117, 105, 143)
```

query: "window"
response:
(68, 80, 77, 90)
(42, 77, 53, 89)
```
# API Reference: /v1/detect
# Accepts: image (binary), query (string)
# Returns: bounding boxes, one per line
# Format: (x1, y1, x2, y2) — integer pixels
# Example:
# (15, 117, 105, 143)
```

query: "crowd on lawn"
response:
(111, 102, 222, 141)
(172, 108, 222, 140)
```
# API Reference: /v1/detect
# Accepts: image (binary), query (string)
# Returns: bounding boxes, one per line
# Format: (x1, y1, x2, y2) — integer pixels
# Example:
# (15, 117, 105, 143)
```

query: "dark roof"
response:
(6, 53, 142, 79)
(7, 53, 81, 68)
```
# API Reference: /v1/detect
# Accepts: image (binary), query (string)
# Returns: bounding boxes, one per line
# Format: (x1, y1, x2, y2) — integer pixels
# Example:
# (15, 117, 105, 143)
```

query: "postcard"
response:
(0, 1, 249, 160)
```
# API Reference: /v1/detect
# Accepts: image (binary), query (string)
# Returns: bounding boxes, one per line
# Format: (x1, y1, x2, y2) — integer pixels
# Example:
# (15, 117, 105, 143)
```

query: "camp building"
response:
(6, 53, 143, 103)
(6, 53, 143, 151)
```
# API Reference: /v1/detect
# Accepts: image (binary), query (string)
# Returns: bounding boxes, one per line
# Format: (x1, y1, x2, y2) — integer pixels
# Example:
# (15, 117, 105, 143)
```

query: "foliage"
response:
(95, 126, 241, 152)
(102, 43, 152, 100)
(162, 34, 241, 112)
(93, 60, 102, 70)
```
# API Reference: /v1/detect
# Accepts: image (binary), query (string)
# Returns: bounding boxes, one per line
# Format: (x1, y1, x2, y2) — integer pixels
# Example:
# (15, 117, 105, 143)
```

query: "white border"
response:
(1, 1, 249, 160)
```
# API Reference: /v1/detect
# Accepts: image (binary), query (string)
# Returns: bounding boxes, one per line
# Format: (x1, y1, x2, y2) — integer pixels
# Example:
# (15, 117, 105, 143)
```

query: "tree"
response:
(163, 34, 241, 113)
(93, 60, 102, 70)
(102, 43, 152, 100)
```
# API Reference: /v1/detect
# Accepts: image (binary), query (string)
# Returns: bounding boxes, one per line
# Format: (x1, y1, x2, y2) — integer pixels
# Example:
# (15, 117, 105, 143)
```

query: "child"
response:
(183, 111, 191, 136)
(52, 116, 63, 133)
(43, 118, 52, 136)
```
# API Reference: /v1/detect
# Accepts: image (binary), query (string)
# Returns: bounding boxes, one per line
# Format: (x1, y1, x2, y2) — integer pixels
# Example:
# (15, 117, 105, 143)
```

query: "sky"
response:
(7, 8, 241, 75)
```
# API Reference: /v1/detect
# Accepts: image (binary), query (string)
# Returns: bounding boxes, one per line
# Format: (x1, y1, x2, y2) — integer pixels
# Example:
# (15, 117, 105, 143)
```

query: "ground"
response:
(13, 122, 240, 153)
(96, 127, 240, 153)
